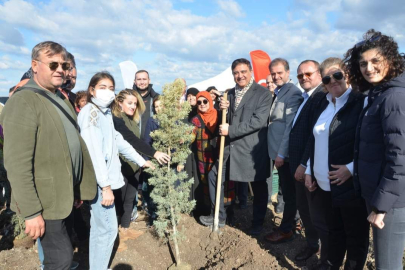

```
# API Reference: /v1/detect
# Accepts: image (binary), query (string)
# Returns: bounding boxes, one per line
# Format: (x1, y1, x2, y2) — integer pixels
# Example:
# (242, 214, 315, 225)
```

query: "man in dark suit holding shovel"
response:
(200, 58, 272, 235)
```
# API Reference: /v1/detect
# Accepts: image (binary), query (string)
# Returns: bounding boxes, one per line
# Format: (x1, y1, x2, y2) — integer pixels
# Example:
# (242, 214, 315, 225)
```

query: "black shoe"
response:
(316, 263, 332, 270)
(295, 247, 319, 261)
(199, 215, 225, 227)
(239, 204, 248, 210)
(248, 225, 263, 236)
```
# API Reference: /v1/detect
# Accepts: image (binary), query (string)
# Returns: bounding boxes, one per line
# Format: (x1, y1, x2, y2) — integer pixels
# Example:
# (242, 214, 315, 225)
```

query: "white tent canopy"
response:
(188, 67, 235, 92)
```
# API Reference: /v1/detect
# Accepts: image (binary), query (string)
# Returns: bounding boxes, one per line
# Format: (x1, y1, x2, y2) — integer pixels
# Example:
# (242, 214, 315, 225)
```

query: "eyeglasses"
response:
(355, 35, 381, 49)
(322, 71, 344, 85)
(36, 60, 71, 71)
(297, 71, 318, 80)
(197, 99, 208, 105)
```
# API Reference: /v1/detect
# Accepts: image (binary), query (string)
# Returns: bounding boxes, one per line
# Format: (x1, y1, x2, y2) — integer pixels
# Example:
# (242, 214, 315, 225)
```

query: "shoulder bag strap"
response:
(26, 88, 80, 132)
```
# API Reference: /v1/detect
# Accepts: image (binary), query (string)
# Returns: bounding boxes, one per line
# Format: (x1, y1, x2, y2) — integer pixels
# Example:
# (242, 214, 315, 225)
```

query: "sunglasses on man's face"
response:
(197, 99, 208, 105)
(322, 71, 344, 85)
(36, 60, 71, 71)
(297, 70, 318, 80)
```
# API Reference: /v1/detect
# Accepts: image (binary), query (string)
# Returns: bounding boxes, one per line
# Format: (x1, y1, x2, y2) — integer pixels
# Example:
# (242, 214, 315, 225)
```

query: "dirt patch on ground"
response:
(0, 197, 401, 269)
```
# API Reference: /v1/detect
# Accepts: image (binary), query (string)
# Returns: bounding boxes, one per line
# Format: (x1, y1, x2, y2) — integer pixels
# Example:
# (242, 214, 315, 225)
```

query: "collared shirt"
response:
(292, 84, 320, 127)
(234, 77, 254, 110)
(305, 87, 354, 191)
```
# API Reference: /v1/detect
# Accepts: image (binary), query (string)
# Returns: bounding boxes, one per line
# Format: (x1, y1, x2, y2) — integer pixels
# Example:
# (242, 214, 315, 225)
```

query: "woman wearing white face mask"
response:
(77, 72, 154, 270)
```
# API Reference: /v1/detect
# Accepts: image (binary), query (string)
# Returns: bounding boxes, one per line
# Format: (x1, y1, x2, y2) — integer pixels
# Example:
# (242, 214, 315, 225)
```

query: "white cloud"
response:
(217, 0, 245, 18)
(0, 0, 403, 95)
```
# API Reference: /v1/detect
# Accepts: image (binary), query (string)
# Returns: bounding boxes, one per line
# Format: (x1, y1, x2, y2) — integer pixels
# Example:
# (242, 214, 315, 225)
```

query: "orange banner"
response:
(250, 50, 271, 87)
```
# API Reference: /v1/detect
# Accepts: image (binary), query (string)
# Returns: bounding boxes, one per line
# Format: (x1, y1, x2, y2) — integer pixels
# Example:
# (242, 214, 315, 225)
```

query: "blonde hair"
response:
(112, 89, 145, 122)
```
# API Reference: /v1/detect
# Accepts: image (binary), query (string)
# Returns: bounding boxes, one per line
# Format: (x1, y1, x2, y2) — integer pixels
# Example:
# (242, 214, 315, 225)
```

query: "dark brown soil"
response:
(0, 196, 400, 270)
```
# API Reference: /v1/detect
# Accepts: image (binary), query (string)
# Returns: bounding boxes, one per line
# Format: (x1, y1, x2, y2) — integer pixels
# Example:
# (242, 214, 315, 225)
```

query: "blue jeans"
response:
(367, 203, 405, 270)
(38, 238, 44, 267)
(89, 187, 118, 270)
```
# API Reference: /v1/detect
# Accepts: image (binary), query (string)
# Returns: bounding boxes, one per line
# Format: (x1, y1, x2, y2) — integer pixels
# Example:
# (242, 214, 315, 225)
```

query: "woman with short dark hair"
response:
(344, 29, 405, 270)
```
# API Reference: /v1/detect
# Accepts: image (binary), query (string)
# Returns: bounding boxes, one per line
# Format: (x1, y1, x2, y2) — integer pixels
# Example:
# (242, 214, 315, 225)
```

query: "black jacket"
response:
(309, 90, 365, 206)
(289, 86, 324, 174)
(113, 115, 156, 159)
(133, 84, 159, 139)
(354, 72, 405, 212)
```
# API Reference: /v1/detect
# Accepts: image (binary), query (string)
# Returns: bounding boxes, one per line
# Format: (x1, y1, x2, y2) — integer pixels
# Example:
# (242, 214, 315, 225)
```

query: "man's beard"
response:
(136, 85, 149, 91)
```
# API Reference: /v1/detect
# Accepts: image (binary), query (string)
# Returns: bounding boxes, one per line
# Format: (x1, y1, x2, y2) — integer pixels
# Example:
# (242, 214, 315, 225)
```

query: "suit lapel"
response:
(270, 83, 290, 115)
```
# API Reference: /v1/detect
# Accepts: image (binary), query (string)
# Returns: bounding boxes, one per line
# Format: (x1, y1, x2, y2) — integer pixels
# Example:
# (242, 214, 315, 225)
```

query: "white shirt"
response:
(292, 85, 320, 127)
(305, 87, 354, 191)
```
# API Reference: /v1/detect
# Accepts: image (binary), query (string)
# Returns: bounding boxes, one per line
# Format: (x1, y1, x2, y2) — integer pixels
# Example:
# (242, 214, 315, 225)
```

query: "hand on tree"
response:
(274, 156, 284, 168)
(25, 214, 45, 240)
(367, 211, 385, 229)
(304, 174, 317, 192)
(154, 151, 170, 165)
(101, 186, 114, 206)
(143, 160, 155, 169)
(177, 164, 184, 172)
(294, 165, 306, 182)
(329, 164, 351, 185)
(219, 123, 229, 136)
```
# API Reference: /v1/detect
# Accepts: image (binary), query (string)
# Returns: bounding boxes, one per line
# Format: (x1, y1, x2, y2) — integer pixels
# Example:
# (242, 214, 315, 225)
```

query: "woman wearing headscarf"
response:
(190, 91, 235, 218)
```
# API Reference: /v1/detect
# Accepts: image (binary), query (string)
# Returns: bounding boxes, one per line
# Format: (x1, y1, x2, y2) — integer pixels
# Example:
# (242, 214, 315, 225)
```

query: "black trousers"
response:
(208, 157, 268, 226)
(295, 181, 319, 249)
(72, 206, 89, 241)
(114, 173, 139, 228)
(308, 187, 369, 269)
(276, 161, 298, 232)
(40, 212, 74, 270)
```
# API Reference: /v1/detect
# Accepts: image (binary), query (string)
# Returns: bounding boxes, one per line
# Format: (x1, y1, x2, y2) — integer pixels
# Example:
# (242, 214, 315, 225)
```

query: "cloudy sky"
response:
(0, 0, 404, 95)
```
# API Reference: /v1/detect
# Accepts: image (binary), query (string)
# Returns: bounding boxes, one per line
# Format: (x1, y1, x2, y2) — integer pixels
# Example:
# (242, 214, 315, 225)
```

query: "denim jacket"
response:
(78, 103, 146, 190)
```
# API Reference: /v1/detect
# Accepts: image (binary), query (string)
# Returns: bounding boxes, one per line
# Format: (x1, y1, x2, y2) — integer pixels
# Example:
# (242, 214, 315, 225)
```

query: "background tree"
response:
(146, 78, 195, 267)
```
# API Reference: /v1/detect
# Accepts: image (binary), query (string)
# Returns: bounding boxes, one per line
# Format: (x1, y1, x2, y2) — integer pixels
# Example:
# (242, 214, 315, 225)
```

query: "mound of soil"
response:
(0, 196, 402, 269)
(0, 211, 281, 270)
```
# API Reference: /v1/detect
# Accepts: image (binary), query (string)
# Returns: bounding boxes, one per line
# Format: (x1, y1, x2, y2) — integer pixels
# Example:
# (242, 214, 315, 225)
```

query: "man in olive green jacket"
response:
(0, 41, 96, 270)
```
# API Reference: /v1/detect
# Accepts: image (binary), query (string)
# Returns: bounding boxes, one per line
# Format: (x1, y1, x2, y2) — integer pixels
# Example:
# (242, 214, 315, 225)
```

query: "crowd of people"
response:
(0, 28, 404, 270)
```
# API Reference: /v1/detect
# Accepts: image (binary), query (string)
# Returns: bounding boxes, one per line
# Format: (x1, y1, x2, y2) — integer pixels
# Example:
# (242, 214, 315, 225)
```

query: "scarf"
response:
(234, 77, 254, 110)
(196, 91, 218, 134)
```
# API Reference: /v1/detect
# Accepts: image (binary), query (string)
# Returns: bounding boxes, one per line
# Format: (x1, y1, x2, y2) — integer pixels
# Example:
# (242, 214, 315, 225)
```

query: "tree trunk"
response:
(170, 205, 181, 265)
(166, 147, 181, 265)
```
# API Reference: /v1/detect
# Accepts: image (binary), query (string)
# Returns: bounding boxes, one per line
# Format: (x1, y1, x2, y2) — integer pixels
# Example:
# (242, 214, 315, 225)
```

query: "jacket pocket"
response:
(35, 177, 56, 210)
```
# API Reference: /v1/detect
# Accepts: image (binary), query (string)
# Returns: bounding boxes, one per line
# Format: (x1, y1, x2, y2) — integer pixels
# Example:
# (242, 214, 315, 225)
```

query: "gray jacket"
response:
(224, 81, 272, 182)
(268, 82, 303, 160)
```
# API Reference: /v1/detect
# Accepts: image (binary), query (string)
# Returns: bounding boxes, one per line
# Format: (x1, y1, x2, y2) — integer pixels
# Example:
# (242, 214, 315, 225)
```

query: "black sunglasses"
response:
(36, 60, 71, 71)
(355, 35, 381, 49)
(197, 99, 208, 105)
(322, 71, 344, 85)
